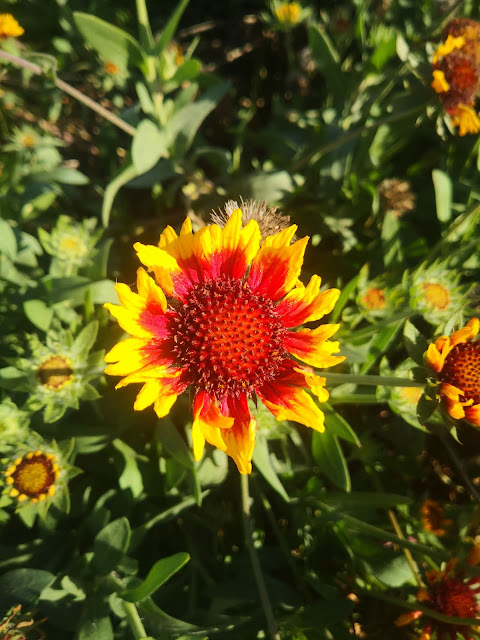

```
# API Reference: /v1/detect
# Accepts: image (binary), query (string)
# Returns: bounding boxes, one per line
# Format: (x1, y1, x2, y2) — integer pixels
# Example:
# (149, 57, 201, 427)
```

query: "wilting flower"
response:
(395, 551, 480, 639)
(420, 499, 453, 536)
(0, 14, 24, 38)
(0, 604, 41, 640)
(409, 262, 468, 325)
(104, 204, 344, 473)
(425, 318, 480, 427)
(431, 19, 480, 136)
(378, 178, 416, 218)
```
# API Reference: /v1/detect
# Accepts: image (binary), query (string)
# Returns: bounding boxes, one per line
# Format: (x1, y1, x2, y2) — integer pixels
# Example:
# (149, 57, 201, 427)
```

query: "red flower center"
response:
(10, 454, 57, 499)
(441, 342, 480, 403)
(171, 278, 286, 400)
(430, 574, 479, 619)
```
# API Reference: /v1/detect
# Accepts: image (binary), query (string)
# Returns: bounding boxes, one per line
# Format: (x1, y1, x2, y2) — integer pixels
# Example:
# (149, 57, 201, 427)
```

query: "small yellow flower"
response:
(361, 287, 386, 310)
(4, 451, 59, 503)
(37, 355, 74, 391)
(104, 61, 120, 75)
(425, 318, 480, 427)
(422, 282, 450, 311)
(274, 2, 301, 26)
(0, 13, 24, 38)
(449, 104, 480, 136)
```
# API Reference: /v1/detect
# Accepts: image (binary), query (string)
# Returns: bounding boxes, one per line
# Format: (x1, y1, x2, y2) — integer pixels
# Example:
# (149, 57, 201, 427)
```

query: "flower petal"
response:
(464, 404, 480, 427)
(218, 209, 261, 279)
(221, 416, 256, 475)
(284, 324, 345, 369)
(104, 338, 152, 376)
(134, 242, 188, 299)
(192, 391, 234, 461)
(248, 227, 309, 301)
(425, 343, 445, 373)
(258, 379, 326, 432)
(276, 275, 341, 327)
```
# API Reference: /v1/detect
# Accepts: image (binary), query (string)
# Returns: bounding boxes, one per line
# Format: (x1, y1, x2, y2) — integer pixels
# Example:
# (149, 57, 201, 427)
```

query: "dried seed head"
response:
(378, 178, 416, 218)
(211, 199, 295, 243)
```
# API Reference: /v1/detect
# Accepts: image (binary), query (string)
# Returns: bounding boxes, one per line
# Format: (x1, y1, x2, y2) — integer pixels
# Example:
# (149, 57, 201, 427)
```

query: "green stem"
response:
(0, 50, 136, 137)
(135, 0, 154, 50)
(321, 372, 424, 388)
(121, 601, 148, 639)
(329, 393, 379, 405)
(240, 475, 281, 640)
(344, 310, 412, 341)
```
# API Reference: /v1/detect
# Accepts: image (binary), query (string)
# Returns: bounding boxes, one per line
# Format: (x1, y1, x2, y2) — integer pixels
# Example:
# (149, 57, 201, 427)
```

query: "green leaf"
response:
(132, 120, 169, 175)
(92, 517, 131, 574)
(330, 273, 359, 323)
(72, 321, 99, 357)
(417, 393, 438, 425)
(320, 492, 412, 509)
(121, 552, 190, 603)
(163, 59, 202, 90)
(112, 438, 144, 498)
(0, 569, 54, 610)
(77, 596, 114, 640)
(360, 322, 402, 374)
(169, 82, 229, 157)
(252, 434, 289, 502)
(323, 403, 360, 446)
(153, 0, 190, 57)
(308, 24, 344, 99)
(375, 555, 414, 587)
(156, 419, 194, 468)
(403, 320, 429, 366)
(74, 12, 147, 72)
(0, 219, 17, 260)
(47, 167, 89, 185)
(23, 299, 53, 332)
(102, 163, 139, 227)
(312, 430, 351, 491)
(432, 169, 452, 223)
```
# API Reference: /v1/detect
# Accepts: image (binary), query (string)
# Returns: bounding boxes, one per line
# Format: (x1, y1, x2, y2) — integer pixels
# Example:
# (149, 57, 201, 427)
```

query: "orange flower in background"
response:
(395, 551, 480, 639)
(104, 206, 344, 473)
(420, 499, 453, 536)
(0, 13, 24, 38)
(431, 19, 480, 136)
(425, 318, 480, 427)
(361, 287, 386, 310)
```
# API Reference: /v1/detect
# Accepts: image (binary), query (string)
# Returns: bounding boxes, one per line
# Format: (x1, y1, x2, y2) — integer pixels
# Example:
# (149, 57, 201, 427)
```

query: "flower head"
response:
(378, 178, 416, 218)
(431, 19, 480, 136)
(420, 499, 453, 536)
(274, 2, 302, 26)
(38, 215, 101, 273)
(104, 204, 344, 473)
(409, 262, 467, 325)
(425, 318, 480, 427)
(395, 552, 480, 639)
(4, 450, 59, 504)
(0, 14, 24, 38)
(8, 322, 103, 423)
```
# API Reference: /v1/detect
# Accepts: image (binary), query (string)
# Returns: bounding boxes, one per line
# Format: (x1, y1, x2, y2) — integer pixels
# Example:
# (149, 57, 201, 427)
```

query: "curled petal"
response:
(258, 380, 326, 432)
(284, 324, 345, 369)
(425, 343, 445, 373)
(276, 275, 341, 327)
(192, 391, 234, 461)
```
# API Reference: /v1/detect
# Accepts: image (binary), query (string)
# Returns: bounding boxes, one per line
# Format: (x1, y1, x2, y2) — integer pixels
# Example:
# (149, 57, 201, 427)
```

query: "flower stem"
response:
(240, 475, 281, 640)
(121, 601, 148, 639)
(321, 371, 423, 388)
(0, 50, 136, 137)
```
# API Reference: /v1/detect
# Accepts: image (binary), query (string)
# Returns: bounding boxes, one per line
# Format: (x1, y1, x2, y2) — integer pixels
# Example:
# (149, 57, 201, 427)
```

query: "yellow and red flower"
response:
(4, 450, 59, 503)
(431, 19, 480, 136)
(395, 551, 480, 639)
(425, 318, 480, 427)
(420, 499, 453, 537)
(104, 206, 344, 473)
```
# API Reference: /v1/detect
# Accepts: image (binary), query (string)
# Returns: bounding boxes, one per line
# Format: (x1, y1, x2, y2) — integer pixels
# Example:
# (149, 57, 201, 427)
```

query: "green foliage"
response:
(2, 0, 480, 638)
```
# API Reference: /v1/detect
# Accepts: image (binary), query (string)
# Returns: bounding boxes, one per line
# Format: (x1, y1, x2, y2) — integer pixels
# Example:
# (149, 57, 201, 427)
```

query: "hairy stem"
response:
(0, 50, 136, 137)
